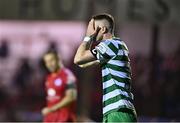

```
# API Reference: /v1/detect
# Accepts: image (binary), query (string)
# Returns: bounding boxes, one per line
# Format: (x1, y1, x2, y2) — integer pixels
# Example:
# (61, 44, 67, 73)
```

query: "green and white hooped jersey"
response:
(94, 37, 135, 116)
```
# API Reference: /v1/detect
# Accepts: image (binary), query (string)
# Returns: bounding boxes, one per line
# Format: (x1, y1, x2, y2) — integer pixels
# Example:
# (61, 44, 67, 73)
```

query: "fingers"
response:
(88, 19, 94, 25)
(92, 19, 95, 30)
(96, 26, 101, 32)
(90, 26, 101, 38)
(94, 26, 101, 35)
(86, 19, 96, 36)
(88, 19, 95, 29)
(89, 19, 94, 23)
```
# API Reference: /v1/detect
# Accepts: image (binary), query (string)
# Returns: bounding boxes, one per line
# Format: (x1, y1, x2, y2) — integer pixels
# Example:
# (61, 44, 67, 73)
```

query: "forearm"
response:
(74, 41, 95, 65)
(79, 60, 99, 68)
(74, 42, 90, 61)
(49, 90, 77, 112)
(49, 96, 74, 112)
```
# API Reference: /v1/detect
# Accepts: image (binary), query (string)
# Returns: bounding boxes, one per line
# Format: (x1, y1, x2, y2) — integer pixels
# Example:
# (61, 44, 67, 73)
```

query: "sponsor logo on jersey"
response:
(48, 88, 56, 96)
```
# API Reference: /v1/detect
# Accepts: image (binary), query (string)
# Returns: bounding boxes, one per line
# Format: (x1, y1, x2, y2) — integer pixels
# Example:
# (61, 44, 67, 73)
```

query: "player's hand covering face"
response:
(86, 19, 101, 40)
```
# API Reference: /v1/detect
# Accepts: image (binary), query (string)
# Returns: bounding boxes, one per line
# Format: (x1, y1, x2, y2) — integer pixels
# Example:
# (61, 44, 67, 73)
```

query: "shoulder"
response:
(97, 39, 120, 54)
(63, 68, 74, 76)
(96, 39, 114, 50)
(101, 39, 120, 48)
(63, 68, 76, 82)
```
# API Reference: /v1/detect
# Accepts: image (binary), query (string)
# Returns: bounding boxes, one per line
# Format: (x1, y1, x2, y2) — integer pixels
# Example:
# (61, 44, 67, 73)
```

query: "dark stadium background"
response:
(0, 0, 180, 122)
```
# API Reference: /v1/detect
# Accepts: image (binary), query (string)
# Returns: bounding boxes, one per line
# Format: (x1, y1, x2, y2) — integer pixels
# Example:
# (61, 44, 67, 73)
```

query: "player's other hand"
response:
(86, 19, 101, 38)
(42, 107, 52, 116)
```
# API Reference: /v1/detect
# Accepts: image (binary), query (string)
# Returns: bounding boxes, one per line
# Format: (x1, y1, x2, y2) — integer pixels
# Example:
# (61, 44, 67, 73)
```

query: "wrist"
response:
(83, 36, 92, 42)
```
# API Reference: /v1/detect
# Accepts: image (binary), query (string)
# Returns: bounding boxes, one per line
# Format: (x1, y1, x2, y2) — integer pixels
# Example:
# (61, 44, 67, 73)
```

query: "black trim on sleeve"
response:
(90, 48, 97, 58)
(66, 83, 76, 89)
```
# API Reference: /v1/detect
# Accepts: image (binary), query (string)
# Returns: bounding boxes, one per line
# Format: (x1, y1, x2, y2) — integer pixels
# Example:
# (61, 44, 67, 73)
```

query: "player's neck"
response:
(51, 65, 63, 75)
(103, 33, 114, 40)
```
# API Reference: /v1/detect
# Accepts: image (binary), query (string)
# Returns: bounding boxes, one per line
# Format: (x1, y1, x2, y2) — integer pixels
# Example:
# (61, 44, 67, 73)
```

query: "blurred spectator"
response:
(0, 79, 8, 105)
(47, 41, 58, 54)
(0, 39, 9, 58)
(13, 58, 33, 92)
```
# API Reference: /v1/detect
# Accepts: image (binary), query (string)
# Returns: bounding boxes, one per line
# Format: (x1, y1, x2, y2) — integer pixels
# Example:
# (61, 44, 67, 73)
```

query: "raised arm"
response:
(74, 19, 100, 66)
(74, 42, 95, 65)
(79, 60, 99, 68)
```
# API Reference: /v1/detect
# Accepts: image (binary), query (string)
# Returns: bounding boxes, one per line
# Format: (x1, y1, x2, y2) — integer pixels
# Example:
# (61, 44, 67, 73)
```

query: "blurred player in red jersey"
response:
(42, 51, 77, 122)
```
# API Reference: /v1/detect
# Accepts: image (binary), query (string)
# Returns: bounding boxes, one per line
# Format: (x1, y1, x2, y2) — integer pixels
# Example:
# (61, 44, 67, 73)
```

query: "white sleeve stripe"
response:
(64, 69, 76, 84)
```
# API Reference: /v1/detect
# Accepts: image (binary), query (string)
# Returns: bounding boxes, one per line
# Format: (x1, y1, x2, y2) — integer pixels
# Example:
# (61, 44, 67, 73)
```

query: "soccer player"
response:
(74, 13, 137, 122)
(42, 51, 77, 122)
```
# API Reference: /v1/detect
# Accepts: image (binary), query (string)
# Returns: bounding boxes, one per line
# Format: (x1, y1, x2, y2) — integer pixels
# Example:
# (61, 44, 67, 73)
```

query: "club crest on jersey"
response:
(54, 78, 62, 86)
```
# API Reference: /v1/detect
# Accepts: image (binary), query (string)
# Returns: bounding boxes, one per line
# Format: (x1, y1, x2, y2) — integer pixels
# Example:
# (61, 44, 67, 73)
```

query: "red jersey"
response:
(44, 68, 77, 122)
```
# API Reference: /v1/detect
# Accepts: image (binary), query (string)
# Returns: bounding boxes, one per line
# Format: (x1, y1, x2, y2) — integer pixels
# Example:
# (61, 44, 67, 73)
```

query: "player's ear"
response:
(101, 26, 108, 34)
